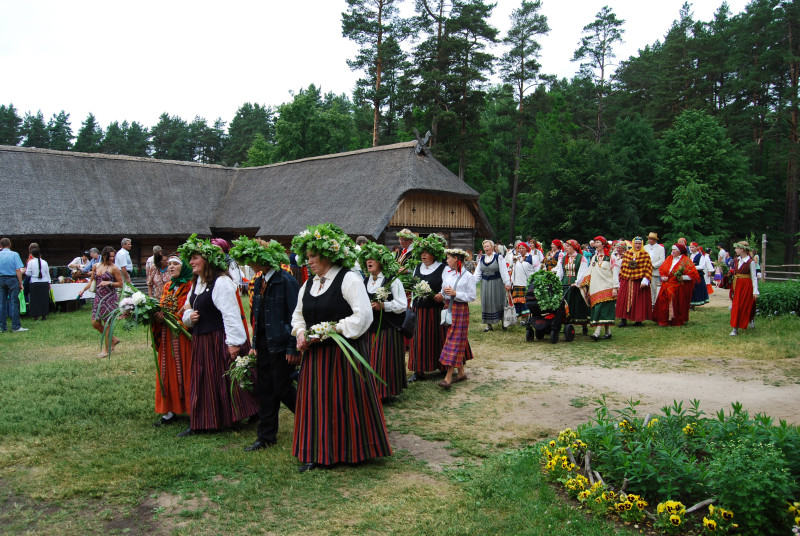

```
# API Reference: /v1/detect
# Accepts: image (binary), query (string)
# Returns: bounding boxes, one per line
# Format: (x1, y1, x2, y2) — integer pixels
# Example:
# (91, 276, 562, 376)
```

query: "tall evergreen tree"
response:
(125, 121, 150, 157)
(342, 0, 409, 147)
(224, 103, 273, 166)
(0, 103, 23, 145)
(151, 113, 191, 161)
(499, 0, 549, 241)
(572, 5, 625, 142)
(21, 111, 50, 148)
(101, 121, 128, 154)
(47, 111, 73, 150)
(72, 113, 104, 153)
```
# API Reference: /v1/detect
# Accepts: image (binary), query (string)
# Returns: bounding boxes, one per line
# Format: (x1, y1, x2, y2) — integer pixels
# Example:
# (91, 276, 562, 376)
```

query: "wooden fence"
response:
(761, 233, 800, 281)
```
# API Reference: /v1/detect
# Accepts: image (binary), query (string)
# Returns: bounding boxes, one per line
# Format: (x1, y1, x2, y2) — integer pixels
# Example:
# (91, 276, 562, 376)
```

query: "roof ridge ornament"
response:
(413, 129, 432, 156)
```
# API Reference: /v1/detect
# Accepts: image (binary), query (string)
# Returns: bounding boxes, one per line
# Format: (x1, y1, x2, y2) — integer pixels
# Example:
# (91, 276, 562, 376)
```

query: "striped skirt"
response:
(368, 327, 407, 398)
(189, 330, 258, 431)
(512, 285, 529, 316)
(155, 323, 193, 415)
(440, 301, 474, 367)
(480, 278, 505, 324)
(293, 339, 392, 465)
(408, 306, 446, 373)
(615, 278, 653, 322)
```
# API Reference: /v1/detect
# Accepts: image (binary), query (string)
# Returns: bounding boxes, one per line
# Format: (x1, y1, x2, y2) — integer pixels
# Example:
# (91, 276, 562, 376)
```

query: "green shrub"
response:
(707, 437, 795, 535)
(756, 280, 800, 317)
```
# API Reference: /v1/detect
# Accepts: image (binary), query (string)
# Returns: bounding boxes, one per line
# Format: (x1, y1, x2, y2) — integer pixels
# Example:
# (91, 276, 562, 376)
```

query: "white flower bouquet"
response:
(305, 321, 385, 385)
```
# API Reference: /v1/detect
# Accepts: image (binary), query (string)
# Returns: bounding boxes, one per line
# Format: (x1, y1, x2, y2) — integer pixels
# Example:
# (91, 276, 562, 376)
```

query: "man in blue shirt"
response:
(82, 248, 100, 273)
(0, 237, 28, 332)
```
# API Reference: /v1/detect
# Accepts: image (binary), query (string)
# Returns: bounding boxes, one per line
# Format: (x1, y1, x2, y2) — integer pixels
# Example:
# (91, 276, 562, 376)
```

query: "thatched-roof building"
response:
(1, 142, 492, 266)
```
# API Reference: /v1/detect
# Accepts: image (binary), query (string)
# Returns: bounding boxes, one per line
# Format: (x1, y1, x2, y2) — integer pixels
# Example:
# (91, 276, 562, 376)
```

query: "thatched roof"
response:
(1, 142, 492, 239)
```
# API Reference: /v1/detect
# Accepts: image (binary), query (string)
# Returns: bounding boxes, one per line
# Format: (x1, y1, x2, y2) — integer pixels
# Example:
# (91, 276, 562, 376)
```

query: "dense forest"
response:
(1, 0, 798, 261)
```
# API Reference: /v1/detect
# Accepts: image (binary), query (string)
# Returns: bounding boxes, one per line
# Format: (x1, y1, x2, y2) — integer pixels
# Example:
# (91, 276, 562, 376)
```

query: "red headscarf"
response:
(211, 238, 231, 253)
(690, 241, 699, 248)
(551, 239, 563, 251)
(565, 239, 582, 255)
(516, 241, 531, 253)
(674, 243, 688, 256)
(593, 236, 609, 256)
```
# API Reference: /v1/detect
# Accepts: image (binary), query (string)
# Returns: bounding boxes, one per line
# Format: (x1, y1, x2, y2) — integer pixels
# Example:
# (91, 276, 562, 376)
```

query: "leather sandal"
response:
(437, 379, 452, 390)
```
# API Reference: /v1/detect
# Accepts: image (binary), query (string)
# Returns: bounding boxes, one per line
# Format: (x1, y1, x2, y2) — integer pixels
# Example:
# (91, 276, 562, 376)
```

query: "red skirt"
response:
(368, 327, 407, 398)
(653, 281, 693, 326)
(439, 301, 474, 367)
(189, 330, 257, 431)
(408, 305, 446, 373)
(615, 278, 652, 322)
(730, 278, 756, 329)
(293, 339, 391, 465)
(154, 323, 192, 415)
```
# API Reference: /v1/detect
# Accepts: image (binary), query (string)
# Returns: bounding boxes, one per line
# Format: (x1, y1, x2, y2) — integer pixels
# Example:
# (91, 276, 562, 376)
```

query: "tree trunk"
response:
(785, 15, 799, 263)
(373, 1, 384, 148)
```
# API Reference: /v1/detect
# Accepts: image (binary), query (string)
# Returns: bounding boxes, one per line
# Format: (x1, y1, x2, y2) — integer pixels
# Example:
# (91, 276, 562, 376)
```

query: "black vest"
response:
(412, 263, 446, 308)
(302, 268, 354, 346)
(365, 276, 405, 332)
(189, 277, 224, 335)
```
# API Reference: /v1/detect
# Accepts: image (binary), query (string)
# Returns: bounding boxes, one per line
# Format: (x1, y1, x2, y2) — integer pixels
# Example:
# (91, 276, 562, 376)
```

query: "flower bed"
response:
(539, 398, 800, 535)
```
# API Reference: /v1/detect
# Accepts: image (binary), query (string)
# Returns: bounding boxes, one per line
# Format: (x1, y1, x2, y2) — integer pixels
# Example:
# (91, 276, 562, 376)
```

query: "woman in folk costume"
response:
(689, 242, 710, 307)
(178, 235, 258, 437)
(543, 240, 563, 272)
(438, 249, 477, 390)
(616, 237, 653, 327)
(290, 224, 390, 472)
(408, 235, 447, 382)
(473, 239, 511, 331)
(729, 241, 759, 336)
(578, 237, 619, 341)
(509, 241, 539, 318)
(152, 255, 194, 427)
(556, 239, 591, 325)
(700, 246, 715, 296)
(359, 241, 407, 400)
(652, 243, 701, 327)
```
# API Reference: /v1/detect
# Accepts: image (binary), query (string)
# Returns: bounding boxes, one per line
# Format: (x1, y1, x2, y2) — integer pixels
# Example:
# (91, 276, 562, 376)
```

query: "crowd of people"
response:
(0, 227, 763, 473)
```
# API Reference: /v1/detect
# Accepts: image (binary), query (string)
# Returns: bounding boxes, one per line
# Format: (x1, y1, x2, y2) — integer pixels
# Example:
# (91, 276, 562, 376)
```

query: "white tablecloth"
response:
(51, 283, 95, 302)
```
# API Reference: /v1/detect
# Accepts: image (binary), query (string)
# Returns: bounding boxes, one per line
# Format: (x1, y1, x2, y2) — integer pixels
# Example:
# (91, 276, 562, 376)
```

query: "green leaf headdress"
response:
(229, 236, 289, 271)
(396, 228, 416, 240)
(291, 223, 357, 269)
(410, 234, 447, 263)
(177, 233, 228, 272)
(357, 241, 400, 280)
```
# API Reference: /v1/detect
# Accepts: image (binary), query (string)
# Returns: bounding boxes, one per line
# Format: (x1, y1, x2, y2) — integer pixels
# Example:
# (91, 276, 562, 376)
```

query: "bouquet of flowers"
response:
(223, 353, 257, 414)
(627, 258, 638, 269)
(305, 321, 385, 385)
(673, 264, 687, 281)
(372, 286, 391, 303)
(411, 279, 433, 300)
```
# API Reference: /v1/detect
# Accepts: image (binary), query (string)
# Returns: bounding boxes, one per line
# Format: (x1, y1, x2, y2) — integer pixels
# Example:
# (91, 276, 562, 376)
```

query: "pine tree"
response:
(47, 111, 73, 151)
(224, 103, 273, 166)
(73, 113, 104, 153)
(21, 111, 50, 148)
(0, 104, 23, 145)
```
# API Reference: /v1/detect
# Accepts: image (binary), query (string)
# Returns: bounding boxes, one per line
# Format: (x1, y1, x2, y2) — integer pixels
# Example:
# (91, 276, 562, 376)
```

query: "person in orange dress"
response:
(152, 255, 194, 427)
(653, 243, 700, 327)
(729, 241, 759, 336)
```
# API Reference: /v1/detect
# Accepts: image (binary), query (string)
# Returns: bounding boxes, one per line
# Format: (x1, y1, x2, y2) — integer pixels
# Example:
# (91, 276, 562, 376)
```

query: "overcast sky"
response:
(0, 0, 749, 131)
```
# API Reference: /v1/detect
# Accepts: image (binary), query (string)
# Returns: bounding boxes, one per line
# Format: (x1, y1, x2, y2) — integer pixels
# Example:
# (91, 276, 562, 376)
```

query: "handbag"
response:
(503, 291, 516, 328)
(88, 279, 97, 293)
(400, 308, 416, 338)
(440, 272, 464, 326)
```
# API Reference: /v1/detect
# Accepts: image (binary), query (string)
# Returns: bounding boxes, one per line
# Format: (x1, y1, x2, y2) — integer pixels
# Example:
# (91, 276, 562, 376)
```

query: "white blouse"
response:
(365, 272, 407, 313)
(26, 258, 51, 283)
(473, 253, 511, 286)
(417, 261, 442, 275)
(291, 266, 373, 339)
(510, 253, 538, 286)
(441, 267, 477, 304)
(181, 275, 247, 346)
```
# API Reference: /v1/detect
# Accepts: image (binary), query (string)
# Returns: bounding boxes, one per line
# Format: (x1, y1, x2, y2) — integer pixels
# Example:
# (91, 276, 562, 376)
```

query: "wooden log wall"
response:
(388, 193, 476, 229)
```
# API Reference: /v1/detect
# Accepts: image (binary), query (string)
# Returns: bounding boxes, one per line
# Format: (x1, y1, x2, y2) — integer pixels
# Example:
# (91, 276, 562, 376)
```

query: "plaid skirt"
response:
(408, 305, 446, 373)
(439, 301, 473, 367)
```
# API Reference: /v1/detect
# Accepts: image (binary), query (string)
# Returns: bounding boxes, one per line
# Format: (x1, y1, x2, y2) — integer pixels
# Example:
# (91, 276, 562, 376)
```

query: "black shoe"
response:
(590, 334, 599, 342)
(633, 321, 643, 327)
(408, 372, 426, 383)
(298, 462, 324, 473)
(483, 326, 492, 332)
(153, 414, 178, 427)
(244, 440, 275, 452)
(601, 333, 612, 340)
(617, 320, 627, 328)
(177, 427, 194, 438)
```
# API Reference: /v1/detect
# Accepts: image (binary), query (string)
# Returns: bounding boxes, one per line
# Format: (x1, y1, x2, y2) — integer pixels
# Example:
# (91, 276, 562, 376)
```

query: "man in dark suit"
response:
(243, 239, 300, 451)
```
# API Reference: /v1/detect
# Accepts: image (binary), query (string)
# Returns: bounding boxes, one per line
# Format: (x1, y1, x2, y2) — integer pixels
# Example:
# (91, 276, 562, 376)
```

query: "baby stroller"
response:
(524, 275, 589, 344)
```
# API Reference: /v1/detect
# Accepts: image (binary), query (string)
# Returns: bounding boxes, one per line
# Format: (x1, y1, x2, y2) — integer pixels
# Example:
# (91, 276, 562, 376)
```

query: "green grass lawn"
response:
(1, 296, 797, 535)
